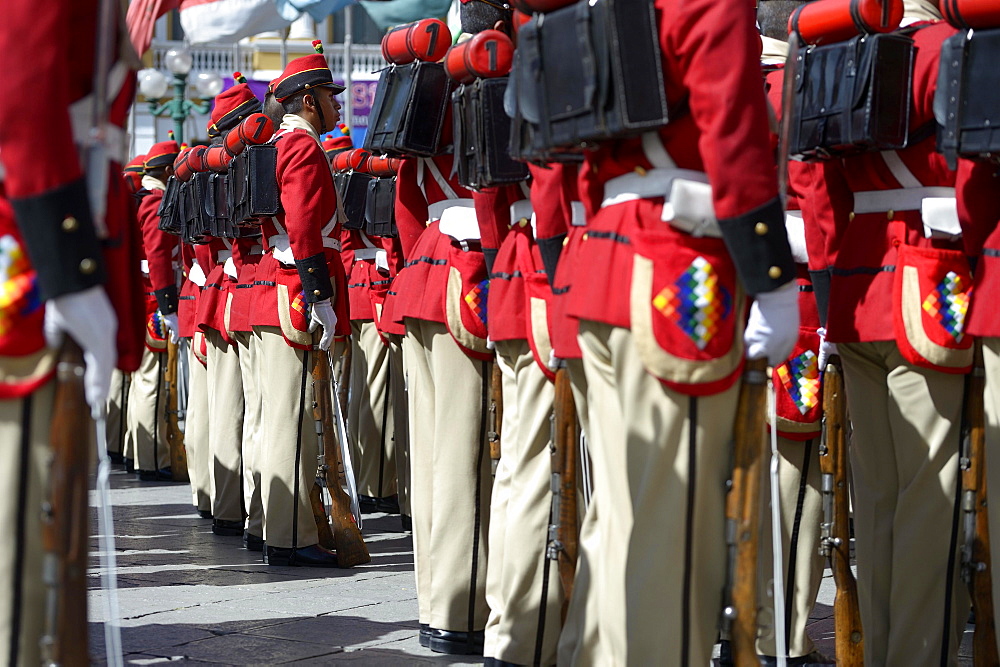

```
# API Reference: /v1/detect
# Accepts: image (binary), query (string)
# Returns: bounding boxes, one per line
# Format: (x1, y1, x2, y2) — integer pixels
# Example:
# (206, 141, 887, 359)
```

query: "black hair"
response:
(460, 0, 513, 36)
(757, 0, 808, 41)
(264, 90, 285, 127)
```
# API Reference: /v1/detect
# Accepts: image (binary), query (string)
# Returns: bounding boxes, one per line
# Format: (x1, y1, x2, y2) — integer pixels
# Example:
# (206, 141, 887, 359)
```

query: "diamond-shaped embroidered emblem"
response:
(921, 271, 970, 343)
(776, 350, 820, 415)
(291, 291, 307, 316)
(652, 256, 731, 350)
(148, 309, 166, 340)
(465, 279, 489, 326)
(0, 234, 40, 338)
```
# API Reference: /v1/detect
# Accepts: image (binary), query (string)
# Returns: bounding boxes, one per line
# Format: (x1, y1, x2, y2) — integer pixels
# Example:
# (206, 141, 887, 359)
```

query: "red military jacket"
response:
(228, 235, 263, 334)
(251, 127, 349, 349)
(957, 159, 1000, 337)
(177, 241, 199, 338)
(344, 228, 392, 323)
(805, 21, 979, 374)
(0, 0, 143, 397)
(195, 237, 235, 342)
(388, 154, 491, 358)
(565, 0, 794, 395)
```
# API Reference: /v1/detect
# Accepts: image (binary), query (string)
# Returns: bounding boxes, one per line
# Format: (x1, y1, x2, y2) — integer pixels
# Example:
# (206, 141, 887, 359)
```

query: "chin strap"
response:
(313, 93, 328, 136)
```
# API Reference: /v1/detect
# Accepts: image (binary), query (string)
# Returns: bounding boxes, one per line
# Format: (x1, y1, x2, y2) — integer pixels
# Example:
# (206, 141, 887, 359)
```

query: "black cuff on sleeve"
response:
(9, 177, 107, 301)
(536, 234, 566, 289)
(155, 285, 180, 315)
(296, 252, 334, 302)
(808, 268, 832, 328)
(718, 197, 796, 296)
(483, 248, 498, 278)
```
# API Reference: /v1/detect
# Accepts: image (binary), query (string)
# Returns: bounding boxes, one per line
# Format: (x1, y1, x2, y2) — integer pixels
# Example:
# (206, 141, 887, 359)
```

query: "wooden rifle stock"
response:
(722, 357, 768, 664)
(818, 356, 863, 665)
(164, 338, 189, 482)
(960, 343, 999, 666)
(310, 481, 337, 551)
(549, 366, 579, 621)
(311, 349, 371, 567)
(40, 340, 90, 666)
(489, 362, 503, 467)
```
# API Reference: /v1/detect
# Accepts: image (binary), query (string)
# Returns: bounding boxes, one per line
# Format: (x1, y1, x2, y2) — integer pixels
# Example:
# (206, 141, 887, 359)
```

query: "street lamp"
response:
(138, 46, 223, 145)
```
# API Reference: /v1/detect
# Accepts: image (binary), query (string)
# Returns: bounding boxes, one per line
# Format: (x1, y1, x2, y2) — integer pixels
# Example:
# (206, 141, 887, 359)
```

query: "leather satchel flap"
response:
(539, 2, 593, 123)
(365, 177, 398, 238)
(605, 0, 669, 131)
(480, 77, 529, 185)
(342, 172, 372, 230)
(363, 66, 396, 154)
(957, 29, 1000, 157)
(246, 144, 279, 218)
(399, 61, 452, 156)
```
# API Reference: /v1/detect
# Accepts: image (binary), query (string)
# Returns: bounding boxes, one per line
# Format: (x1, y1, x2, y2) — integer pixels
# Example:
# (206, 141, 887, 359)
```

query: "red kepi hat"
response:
(144, 131, 181, 170)
(123, 154, 146, 194)
(269, 40, 345, 102)
(323, 123, 353, 158)
(208, 72, 263, 139)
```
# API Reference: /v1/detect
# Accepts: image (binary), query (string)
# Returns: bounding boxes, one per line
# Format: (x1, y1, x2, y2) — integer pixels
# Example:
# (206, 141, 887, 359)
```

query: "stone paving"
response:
(86, 468, 976, 665)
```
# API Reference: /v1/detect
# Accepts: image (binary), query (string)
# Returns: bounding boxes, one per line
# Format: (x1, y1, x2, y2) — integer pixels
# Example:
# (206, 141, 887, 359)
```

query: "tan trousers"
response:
(186, 343, 212, 513)
(405, 318, 492, 631)
(556, 357, 602, 666)
(106, 369, 129, 455)
(254, 326, 320, 549)
(349, 321, 397, 499)
(574, 321, 738, 666)
(389, 335, 410, 517)
(484, 345, 519, 657)
(234, 330, 264, 538)
(839, 341, 968, 667)
(127, 348, 170, 472)
(488, 340, 562, 664)
(205, 329, 244, 523)
(756, 436, 825, 658)
(0, 383, 55, 667)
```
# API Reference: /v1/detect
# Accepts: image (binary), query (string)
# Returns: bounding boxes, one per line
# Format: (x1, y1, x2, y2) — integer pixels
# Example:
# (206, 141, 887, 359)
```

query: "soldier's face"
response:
(314, 88, 342, 126)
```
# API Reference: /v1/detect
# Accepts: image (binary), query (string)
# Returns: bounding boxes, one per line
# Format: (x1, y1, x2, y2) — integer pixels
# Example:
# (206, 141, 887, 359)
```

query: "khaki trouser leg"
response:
(407, 318, 492, 632)
(557, 356, 601, 666)
(234, 330, 263, 538)
(494, 340, 562, 665)
(839, 341, 968, 667)
(205, 330, 244, 523)
(756, 436, 825, 658)
(579, 321, 736, 666)
(390, 335, 410, 517)
(0, 383, 55, 667)
(105, 369, 128, 455)
(404, 329, 432, 623)
(349, 321, 397, 498)
(186, 343, 212, 512)
(254, 326, 319, 549)
(484, 346, 519, 658)
(129, 348, 170, 472)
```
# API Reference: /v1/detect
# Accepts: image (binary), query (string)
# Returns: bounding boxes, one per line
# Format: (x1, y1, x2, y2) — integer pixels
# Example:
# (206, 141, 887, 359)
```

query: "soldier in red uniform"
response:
(0, 0, 143, 660)
(563, 0, 798, 662)
(251, 43, 349, 567)
(133, 136, 181, 481)
(390, 146, 493, 653)
(803, 4, 973, 663)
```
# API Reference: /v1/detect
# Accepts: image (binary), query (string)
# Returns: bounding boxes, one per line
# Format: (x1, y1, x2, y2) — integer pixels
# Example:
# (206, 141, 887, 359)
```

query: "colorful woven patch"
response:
(465, 279, 489, 326)
(291, 291, 307, 316)
(652, 256, 731, 350)
(147, 310, 167, 340)
(921, 271, 970, 342)
(776, 350, 820, 415)
(0, 235, 41, 338)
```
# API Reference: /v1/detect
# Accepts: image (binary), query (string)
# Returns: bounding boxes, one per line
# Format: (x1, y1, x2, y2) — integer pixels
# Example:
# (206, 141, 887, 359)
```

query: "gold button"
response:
(635, 166, 647, 177)
(307, 267, 315, 273)
(887, 209, 895, 220)
(519, 217, 529, 228)
(768, 265, 782, 279)
(313, 289, 321, 296)
(562, 236, 569, 247)
(80, 258, 97, 275)
(754, 222, 768, 236)
(582, 232, 589, 241)
(849, 212, 855, 222)
(62, 216, 78, 232)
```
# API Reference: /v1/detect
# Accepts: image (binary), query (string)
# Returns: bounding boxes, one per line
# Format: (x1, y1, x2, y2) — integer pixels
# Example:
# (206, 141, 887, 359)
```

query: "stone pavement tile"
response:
(248, 614, 414, 650)
(143, 632, 342, 664)
(89, 621, 217, 657)
(283, 646, 482, 666)
(805, 616, 835, 657)
(323, 597, 419, 626)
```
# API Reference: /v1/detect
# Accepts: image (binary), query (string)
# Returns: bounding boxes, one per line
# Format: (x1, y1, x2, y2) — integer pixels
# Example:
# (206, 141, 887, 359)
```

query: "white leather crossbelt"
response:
(439, 205, 480, 242)
(354, 248, 387, 262)
(852, 187, 955, 214)
(268, 234, 342, 266)
(601, 168, 721, 238)
(428, 198, 475, 223)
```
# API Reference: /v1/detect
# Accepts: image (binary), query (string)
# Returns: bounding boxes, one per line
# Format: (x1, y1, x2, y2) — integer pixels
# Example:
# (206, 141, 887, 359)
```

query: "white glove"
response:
(744, 281, 799, 366)
(43, 286, 118, 418)
(162, 311, 180, 344)
(308, 298, 338, 351)
(817, 326, 838, 371)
